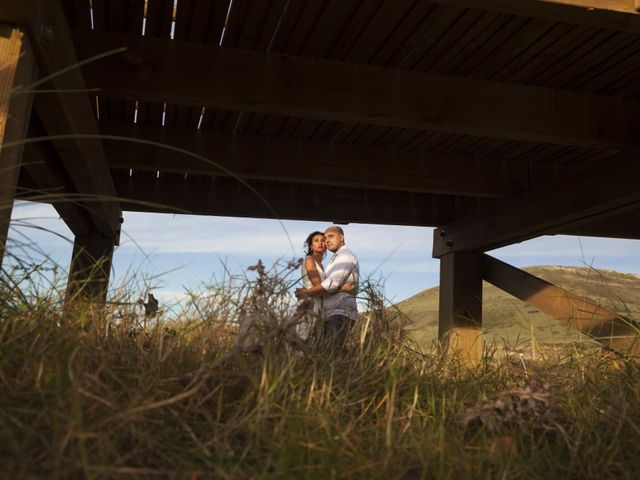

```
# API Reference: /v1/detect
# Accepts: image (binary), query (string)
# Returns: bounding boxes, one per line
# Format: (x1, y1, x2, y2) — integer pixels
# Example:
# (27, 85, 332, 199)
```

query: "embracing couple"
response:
(294, 226, 360, 347)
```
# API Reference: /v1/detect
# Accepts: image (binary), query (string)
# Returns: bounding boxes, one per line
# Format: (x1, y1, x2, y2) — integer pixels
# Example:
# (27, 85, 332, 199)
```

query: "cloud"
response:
(8, 201, 640, 303)
(117, 211, 434, 258)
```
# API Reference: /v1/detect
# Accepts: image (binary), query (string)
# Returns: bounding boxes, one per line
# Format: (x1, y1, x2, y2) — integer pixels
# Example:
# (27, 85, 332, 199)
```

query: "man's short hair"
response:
(327, 225, 344, 235)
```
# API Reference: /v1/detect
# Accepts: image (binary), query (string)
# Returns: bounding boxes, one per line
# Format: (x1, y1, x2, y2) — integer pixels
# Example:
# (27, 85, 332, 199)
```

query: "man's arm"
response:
(295, 283, 327, 299)
(320, 257, 355, 293)
(295, 253, 355, 300)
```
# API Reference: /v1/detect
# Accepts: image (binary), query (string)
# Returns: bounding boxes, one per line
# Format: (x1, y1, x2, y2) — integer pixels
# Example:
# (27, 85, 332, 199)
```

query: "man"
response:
(295, 225, 360, 346)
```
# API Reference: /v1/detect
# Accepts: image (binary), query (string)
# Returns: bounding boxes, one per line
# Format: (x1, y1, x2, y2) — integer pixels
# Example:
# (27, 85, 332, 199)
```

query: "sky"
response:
(8, 200, 640, 306)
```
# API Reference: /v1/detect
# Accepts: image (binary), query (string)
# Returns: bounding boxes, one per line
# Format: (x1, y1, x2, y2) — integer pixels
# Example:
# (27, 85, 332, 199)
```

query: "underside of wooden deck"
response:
(2, 0, 640, 361)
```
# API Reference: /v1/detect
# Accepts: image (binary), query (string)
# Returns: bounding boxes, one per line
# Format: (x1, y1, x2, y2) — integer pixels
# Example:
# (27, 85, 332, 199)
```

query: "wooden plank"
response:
(91, 0, 145, 33)
(256, 0, 308, 53)
(235, 1, 275, 50)
(535, 29, 619, 88)
(325, 0, 386, 61)
(145, 0, 174, 38)
(218, 0, 251, 47)
(438, 251, 484, 367)
(428, 0, 640, 33)
(173, 0, 227, 43)
(60, 0, 92, 30)
(482, 254, 640, 354)
(73, 29, 640, 149)
(411, 8, 487, 73)
(2, 0, 122, 237)
(433, 147, 640, 256)
(0, 26, 37, 265)
(493, 23, 587, 84)
(249, 0, 290, 52)
(395, 4, 466, 70)
(369, 2, 439, 67)
(343, 0, 416, 64)
(469, 17, 560, 83)
(553, 32, 636, 91)
(301, 0, 361, 58)
(449, 14, 533, 77)
(428, 11, 507, 74)
(111, 173, 455, 226)
(95, 120, 555, 198)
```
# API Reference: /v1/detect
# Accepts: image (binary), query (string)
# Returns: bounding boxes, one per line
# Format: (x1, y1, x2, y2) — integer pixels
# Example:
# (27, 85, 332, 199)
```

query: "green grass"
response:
(2, 262, 640, 479)
(397, 266, 640, 350)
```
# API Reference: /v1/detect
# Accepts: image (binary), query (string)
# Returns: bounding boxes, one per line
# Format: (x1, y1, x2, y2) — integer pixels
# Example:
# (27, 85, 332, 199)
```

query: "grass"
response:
(2, 258, 640, 479)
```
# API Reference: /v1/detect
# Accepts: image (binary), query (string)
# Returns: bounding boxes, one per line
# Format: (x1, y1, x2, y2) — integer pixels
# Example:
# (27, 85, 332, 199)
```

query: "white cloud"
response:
(8, 201, 640, 302)
(118, 211, 433, 258)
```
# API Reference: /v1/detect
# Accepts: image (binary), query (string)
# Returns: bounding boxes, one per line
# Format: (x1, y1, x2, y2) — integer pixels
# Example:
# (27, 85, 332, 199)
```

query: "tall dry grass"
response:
(1, 255, 640, 479)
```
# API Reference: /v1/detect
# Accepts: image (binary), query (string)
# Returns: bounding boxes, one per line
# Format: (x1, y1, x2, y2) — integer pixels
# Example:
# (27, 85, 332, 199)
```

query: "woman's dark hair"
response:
(303, 231, 324, 256)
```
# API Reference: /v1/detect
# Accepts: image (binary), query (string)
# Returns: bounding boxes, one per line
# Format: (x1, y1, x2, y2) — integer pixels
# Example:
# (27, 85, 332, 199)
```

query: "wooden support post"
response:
(0, 25, 37, 266)
(438, 251, 484, 367)
(482, 254, 640, 355)
(66, 233, 115, 305)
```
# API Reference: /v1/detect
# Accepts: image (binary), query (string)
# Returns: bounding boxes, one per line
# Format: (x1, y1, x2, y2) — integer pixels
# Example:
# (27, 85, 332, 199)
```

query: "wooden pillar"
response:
(0, 25, 37, 266)
(438, 251, 483, 367)
(66, 233, 115, 304)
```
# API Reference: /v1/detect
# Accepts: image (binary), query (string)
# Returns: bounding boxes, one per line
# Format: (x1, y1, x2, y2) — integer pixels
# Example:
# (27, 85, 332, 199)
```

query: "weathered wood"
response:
(73, 30, 640, 149)
(1, 0, 122, 237)
(0, 25, 37, 265)
(109, 173, 454, 226)
(482, 254, 640, 354)
(66, 232, 115, 304)
(21, 120, 93, 237)
(433, 148, 640, 256)
(429, 0, 640, 33)
(439, 251, 484, 367)
(96, 121, 550, 199)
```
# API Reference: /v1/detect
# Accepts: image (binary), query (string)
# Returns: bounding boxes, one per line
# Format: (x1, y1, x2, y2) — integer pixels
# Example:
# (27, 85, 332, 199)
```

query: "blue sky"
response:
(9, 201, 640, 305)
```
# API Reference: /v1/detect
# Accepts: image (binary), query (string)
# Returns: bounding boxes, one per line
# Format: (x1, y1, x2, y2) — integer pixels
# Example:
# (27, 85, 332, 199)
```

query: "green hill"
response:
(396, 266, 640, 349)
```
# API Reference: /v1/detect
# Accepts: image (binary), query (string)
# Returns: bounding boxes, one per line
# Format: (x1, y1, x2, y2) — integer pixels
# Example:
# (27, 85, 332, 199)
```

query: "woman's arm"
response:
(305, 256, 323, 287)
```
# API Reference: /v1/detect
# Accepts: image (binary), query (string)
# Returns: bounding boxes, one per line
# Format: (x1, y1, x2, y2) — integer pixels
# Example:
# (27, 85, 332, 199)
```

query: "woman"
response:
(297, 231, 326, 340)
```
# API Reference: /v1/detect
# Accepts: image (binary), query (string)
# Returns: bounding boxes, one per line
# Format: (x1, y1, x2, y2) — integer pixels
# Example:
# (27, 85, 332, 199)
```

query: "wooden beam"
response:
(110, 173, 454, 226)
(21, 122, 94, 237)
(0, 25, 37, 265)
(1, 0, 121, 237)
(482, 253, 640, 354)
(433, 148, 640, 256)
(73, 30, 640, 149)
(438, 251, 484, 367)
(429, 0, 640, 33)
(66, 232, 115, 305)
(558, 209, 640, 239)
(95, 122, 560, 199)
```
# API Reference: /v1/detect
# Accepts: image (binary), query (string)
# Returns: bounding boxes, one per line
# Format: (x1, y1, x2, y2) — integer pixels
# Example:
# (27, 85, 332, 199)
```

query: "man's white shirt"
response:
(320, 245, 359, 320)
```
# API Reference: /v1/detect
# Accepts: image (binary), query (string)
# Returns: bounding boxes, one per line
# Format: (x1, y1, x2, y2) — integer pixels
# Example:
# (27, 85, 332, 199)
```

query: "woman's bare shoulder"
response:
(304, 255, 316, 270)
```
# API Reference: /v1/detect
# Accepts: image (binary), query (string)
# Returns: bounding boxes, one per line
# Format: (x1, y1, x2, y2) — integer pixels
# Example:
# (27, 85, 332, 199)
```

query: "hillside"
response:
(396, 266, 640, 349)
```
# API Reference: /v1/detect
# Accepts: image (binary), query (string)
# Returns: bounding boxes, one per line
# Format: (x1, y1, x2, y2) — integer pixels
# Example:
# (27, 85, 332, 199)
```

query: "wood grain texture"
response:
(0, 26, 37, 264)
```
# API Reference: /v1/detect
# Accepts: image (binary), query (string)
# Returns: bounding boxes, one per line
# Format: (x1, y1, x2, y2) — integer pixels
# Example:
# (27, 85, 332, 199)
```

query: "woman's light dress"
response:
(297, 257, 325, 340)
